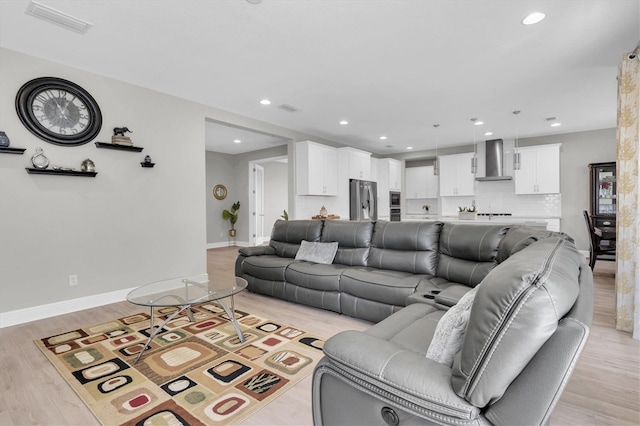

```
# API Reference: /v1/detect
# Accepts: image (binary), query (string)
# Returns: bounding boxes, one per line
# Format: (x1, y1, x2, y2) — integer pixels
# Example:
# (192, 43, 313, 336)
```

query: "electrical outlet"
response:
(69, 274, 78, 287)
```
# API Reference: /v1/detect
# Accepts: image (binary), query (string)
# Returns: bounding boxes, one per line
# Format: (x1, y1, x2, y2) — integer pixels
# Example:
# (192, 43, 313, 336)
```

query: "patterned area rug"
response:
(35, 303, 325, 425)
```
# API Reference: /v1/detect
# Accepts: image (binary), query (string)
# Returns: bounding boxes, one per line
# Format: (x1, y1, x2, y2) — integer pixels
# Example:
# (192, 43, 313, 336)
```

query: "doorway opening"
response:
(249, 156, 288, 246)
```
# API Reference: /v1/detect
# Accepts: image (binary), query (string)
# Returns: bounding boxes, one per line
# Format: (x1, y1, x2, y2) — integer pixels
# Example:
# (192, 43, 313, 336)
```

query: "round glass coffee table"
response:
(127, 274, 247, 364)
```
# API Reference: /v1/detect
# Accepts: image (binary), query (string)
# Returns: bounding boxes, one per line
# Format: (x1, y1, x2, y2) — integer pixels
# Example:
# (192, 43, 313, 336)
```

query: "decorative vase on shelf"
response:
(0, 131, 10, 147)
(320, 205, 328, 217)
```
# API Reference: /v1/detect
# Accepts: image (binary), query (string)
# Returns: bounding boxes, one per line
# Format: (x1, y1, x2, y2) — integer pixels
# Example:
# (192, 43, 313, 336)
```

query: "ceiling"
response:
(1, 0, 638, 155)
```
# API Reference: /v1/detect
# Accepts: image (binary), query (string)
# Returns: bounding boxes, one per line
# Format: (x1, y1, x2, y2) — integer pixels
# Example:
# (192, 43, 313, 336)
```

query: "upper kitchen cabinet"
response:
(514, 144, 560, 194)
(296, 141, 338, 195)
(379, 158, 402, 191)
(406, 165, 438, 199)
(439, 152, 475, 196)
(338, 147, 371, 180)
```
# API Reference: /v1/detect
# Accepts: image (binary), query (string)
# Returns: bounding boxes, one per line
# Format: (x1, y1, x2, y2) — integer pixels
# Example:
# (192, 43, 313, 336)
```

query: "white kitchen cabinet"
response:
(514, 144, 560, 194)
(438, 152, 476, 196)
(339, 147, 371, 180)
(378, 158, 402, 191)
(406, 166, 438, 198)
(296, 141, 337, 195)
(406, 166, 428, 198)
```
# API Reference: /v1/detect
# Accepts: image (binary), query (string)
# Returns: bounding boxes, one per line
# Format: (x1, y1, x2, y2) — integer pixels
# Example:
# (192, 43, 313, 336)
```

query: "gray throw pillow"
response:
(426, 286, 478, 367)
(295, 240, 339, 264)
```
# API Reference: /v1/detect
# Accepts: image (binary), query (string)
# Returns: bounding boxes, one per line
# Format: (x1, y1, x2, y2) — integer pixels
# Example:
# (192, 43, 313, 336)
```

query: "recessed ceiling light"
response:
(550, 122, 562, 127)
(406, 147, 413, 150)
(484, 132, 493, 136)
(340, 120, 349, 125)
(259, 99, 271, 105)
(233, 139, 242, 144)
(522, 12, 546, 25)
(380, 136, 387, 140)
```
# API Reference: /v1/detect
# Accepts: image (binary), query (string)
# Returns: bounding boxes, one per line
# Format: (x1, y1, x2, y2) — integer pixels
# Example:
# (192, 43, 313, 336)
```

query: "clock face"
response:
(16, 77, 102, 146)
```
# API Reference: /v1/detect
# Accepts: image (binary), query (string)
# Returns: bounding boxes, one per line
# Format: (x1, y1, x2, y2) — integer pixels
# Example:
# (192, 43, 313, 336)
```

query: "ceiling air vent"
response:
(25, 0, 92, 34)
(278, 104, 302, 113)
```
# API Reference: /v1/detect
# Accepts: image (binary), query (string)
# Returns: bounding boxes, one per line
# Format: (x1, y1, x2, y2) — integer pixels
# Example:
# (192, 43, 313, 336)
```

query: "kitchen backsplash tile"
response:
(475, 180, 561, 217)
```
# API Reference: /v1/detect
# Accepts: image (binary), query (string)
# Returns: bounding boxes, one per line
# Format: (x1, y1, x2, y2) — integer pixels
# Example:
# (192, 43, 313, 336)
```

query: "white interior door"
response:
(254, 164, 265, 245)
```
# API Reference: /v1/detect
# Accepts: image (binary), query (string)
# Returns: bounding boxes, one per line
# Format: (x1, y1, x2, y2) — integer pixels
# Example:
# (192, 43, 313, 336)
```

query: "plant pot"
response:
(229, 229, 237, 237)
(458, 212, 477, 220)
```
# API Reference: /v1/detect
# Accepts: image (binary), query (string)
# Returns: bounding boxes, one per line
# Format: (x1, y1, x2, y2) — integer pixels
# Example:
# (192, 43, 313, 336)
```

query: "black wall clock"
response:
(15, 77, 102, 146)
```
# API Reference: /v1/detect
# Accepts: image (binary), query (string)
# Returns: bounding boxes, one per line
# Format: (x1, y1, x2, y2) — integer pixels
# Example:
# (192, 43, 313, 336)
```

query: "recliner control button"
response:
(381, 407, 399, 426)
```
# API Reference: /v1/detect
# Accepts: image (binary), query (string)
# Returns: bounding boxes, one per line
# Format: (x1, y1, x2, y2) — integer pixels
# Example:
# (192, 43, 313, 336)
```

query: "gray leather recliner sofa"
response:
(312, 234, 593, 425)
(235, 219, 550, 323)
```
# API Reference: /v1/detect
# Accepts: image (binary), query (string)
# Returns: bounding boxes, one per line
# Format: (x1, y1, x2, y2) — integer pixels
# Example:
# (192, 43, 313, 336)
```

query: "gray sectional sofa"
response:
(235, 219, 546, 322)
(236, 219, 593, 425)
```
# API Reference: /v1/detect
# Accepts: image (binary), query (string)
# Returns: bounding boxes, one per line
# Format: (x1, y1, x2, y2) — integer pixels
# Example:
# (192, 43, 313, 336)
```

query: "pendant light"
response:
(513, 110, 521, 170)
(470, 118, 478, 174)
(433, 124, 440, 175)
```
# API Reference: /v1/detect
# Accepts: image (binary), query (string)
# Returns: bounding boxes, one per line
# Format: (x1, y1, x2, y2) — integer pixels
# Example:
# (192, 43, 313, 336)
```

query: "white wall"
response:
(0, 49, 206, 313)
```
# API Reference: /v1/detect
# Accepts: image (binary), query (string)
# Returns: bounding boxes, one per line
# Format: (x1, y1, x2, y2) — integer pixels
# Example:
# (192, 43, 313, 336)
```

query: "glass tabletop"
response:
(126, 274, 247, 307)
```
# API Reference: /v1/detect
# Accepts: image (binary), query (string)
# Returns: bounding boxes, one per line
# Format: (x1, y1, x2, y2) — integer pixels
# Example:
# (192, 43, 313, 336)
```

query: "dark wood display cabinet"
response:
(589, 162, 616, 248)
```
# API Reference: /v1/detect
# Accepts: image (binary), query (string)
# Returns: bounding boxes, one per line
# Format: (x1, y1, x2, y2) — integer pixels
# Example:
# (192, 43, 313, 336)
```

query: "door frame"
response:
(248, 155, 288, 246)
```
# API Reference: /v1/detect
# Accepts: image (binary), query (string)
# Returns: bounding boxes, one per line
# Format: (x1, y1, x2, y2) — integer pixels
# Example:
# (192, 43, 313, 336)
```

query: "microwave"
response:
(390, 191, 401, 207)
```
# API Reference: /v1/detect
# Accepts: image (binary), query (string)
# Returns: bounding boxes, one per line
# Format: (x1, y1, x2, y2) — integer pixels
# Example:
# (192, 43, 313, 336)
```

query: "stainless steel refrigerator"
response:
(349, 179, 377, 221)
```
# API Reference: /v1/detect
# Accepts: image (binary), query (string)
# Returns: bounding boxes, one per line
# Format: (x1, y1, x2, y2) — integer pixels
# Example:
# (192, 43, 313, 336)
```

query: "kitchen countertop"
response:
(401, 214, 559, 227)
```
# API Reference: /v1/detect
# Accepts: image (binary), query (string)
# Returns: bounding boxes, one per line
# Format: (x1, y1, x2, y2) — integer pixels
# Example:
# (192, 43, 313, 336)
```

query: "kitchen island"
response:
(401, 214, 560, 231)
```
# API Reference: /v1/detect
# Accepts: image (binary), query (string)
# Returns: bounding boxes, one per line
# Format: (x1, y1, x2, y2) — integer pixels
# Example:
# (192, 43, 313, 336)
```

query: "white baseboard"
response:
(0, 286, 136, 329)
(207, 241, 250, 249)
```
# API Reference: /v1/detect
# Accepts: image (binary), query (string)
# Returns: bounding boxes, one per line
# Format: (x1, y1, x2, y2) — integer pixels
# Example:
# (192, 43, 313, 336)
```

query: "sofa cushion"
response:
(295, 240, 339, 264)
(285, 262, 351, 292)
(451, 236, 582, 408)
(269, 219, 324, 258)
(368, 220, 443, 274)
(437, 223, 509, 286)
(321, 220, 373, 266)
(426, 286, 478, 367)
(495, 226, 573, 263)
(340, 268, 428, 306)
(241, 255, 296, 282)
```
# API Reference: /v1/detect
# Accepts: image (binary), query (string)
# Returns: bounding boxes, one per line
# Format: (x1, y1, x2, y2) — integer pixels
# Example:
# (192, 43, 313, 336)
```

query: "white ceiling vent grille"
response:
(25, 0, 92, 34)
(278, 103, 302, 112)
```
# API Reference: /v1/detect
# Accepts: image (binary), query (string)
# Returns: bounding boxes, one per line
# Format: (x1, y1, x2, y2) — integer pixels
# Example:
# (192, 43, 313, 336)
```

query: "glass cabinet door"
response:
(594, 163, 616, 216)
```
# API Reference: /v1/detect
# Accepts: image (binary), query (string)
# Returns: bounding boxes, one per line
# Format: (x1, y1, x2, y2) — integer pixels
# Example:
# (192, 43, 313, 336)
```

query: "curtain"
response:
(616, 47, 640, 339)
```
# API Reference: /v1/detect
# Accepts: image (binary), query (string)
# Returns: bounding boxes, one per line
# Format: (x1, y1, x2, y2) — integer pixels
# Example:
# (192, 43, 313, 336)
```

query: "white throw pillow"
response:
(295, 240, 339, 264)
(426, 286, 478, 367)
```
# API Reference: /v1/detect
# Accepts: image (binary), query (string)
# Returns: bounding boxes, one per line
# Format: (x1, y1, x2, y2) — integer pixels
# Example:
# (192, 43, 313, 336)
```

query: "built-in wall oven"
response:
(390, 208, 401, 222)
(390, 191, 401, 207)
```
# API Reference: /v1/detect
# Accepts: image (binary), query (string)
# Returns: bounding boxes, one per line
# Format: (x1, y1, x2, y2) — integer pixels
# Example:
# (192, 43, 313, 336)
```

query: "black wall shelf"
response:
(0, 146, 27, 155)
(141, 162, 155, 168)
(95, 142, 143, 152)
(26, 168, 97, 177)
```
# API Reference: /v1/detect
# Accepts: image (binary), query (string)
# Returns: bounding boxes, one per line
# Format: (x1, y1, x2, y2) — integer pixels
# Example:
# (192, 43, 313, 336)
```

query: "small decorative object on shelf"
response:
(81, 158, 96, 172)
(31, 147, 50, 169)
(0, 131, 10, 147)
(141, 155, 155, 168)
(423, 204, 430, 213)
(319, 205, 328, 217)
(112, 126, 133, 146)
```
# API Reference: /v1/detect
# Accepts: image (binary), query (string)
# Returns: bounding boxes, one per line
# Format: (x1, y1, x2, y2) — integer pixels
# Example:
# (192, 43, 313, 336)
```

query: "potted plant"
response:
(222, 201, 240, 237)
(458, 205, 477, 220)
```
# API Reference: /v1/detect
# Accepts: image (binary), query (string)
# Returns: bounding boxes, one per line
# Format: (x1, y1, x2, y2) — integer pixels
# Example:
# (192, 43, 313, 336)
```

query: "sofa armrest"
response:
(238, 246, 275, 256)
(323, 331, 479, 420)
(434, 285, 472, 307)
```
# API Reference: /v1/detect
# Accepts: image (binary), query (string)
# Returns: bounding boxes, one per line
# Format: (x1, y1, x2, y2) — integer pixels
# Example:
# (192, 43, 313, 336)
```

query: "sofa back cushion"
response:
(451, 237, 582, 408)
(368, 221, 443, 274)
(437, 223, 509, 287)
(269, 220, 324, 258)
(496, 226, 573, 263)
(321, 220, 374, 266)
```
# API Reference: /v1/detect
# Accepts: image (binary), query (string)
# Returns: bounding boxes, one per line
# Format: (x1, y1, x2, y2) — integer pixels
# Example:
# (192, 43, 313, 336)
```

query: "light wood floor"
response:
(0, 247, 638, 425)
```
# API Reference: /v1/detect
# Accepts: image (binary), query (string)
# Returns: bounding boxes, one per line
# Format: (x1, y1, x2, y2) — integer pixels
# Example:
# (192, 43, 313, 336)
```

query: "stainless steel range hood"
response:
(476, 139, 513, 181)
